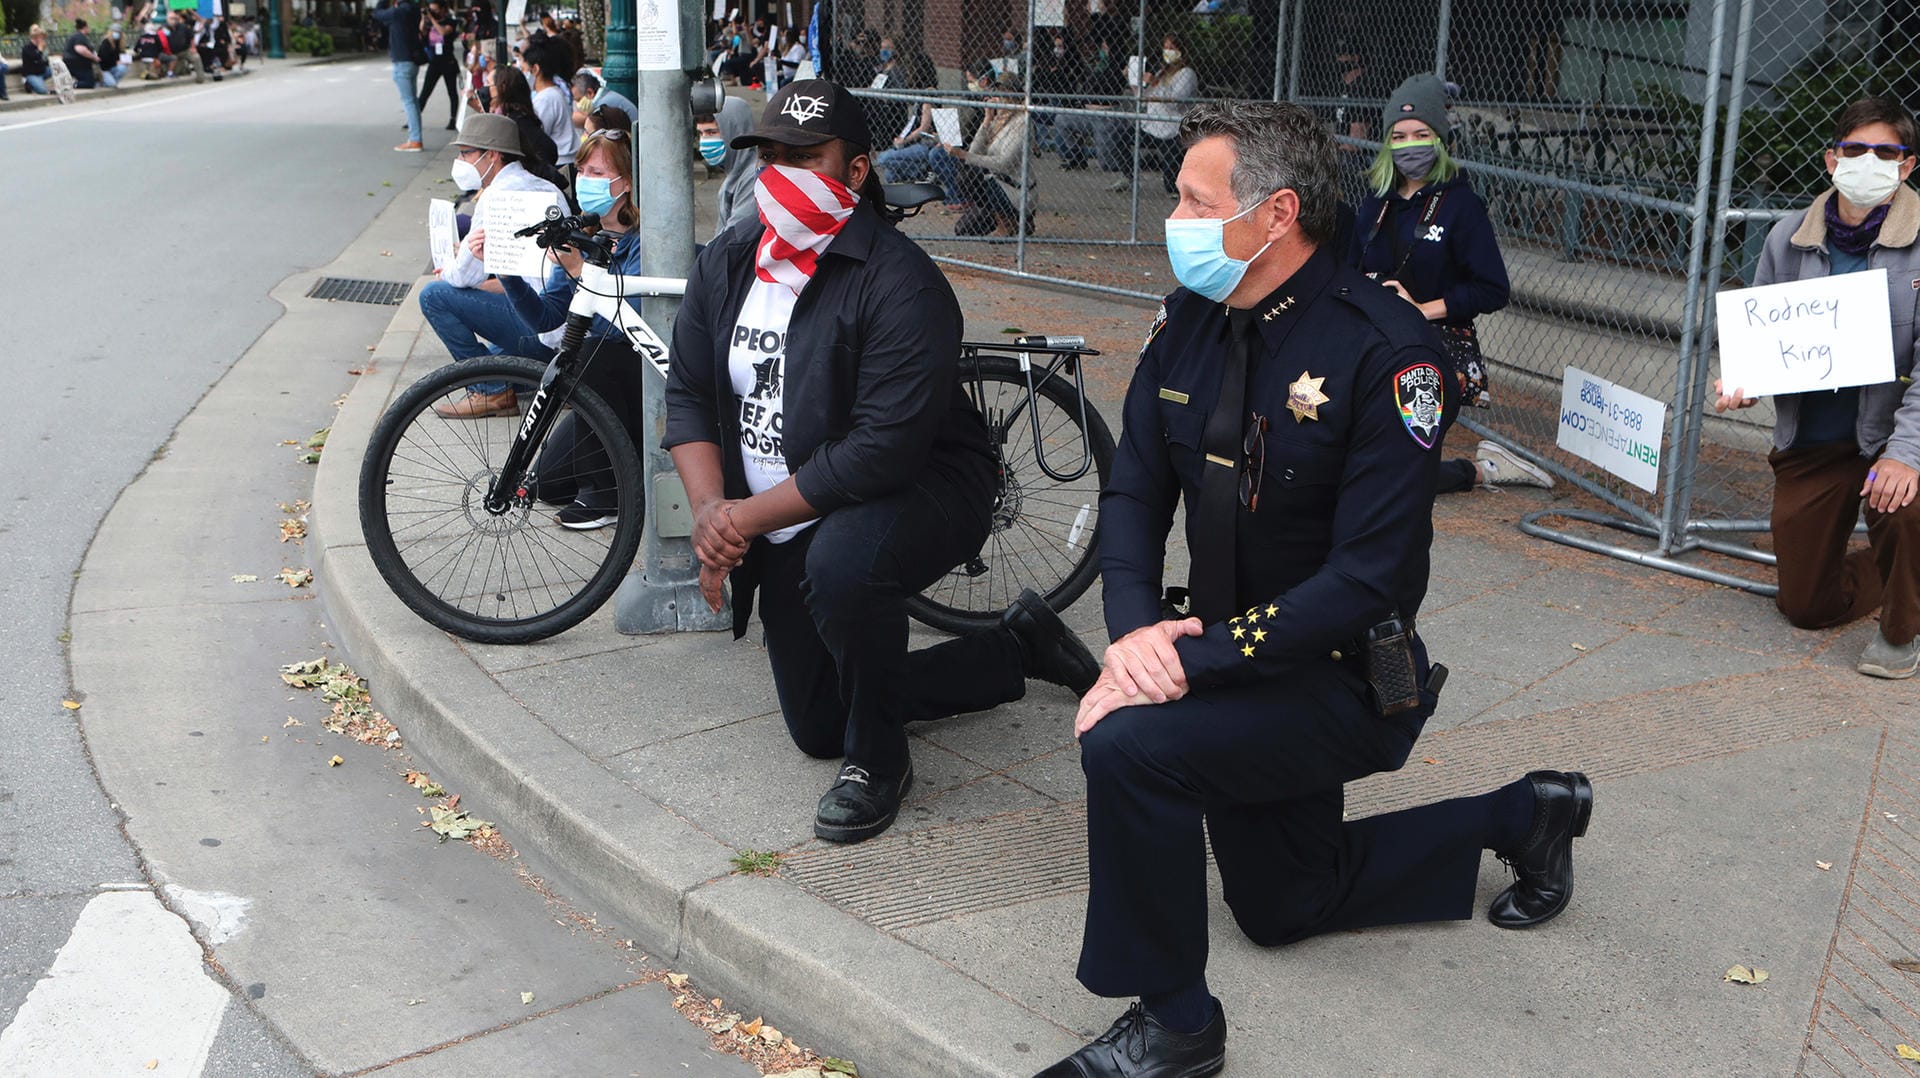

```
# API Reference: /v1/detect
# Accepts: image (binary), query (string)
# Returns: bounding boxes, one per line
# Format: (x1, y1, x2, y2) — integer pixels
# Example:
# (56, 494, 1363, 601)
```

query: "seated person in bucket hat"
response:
(1715, 96, 1920, 678)
(416, 113, 565, 419)
(663, 80, 1102, 845)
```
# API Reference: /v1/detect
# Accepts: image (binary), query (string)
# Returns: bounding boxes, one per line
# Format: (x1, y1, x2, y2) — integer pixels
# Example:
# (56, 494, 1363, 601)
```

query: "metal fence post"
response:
(1269, 0, 1289, 101)
(1650, 0, 1732, 555)
(1017, 0, 1034, 272)
(1666, 0, 1757, 545)
(1284, 0, 1303, 100)
(1434, 0, 1453, 82)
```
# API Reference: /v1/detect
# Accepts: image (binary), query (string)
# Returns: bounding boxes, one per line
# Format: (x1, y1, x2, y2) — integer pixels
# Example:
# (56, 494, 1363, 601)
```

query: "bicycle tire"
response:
(358, 355, 644, 644)
(906, 354, 1115, 634)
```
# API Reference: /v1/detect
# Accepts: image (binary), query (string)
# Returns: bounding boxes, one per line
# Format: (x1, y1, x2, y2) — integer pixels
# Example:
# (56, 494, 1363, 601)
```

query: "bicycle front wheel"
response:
(358, 355, 644, 644)
(908, 354, 1115, 634)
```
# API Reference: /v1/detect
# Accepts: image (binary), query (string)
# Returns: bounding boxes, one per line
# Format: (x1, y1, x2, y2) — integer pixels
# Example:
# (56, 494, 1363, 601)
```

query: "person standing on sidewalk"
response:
(1715, 96, 1920, 679)
(1350, 72, 1553, 494)
(372, 0, 425, 152)
(1036, 101, 1593, 1078)
(664, 81, 1102, 845)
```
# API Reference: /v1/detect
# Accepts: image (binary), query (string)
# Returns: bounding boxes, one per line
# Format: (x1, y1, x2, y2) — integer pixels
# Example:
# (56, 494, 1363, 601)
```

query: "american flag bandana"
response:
(754, 164, 860, 294)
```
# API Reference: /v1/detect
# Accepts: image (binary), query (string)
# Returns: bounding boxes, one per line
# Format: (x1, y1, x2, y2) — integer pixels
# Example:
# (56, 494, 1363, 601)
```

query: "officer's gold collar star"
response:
(1288, 372, 1330, 422)
(1262, 295, 1296, 321)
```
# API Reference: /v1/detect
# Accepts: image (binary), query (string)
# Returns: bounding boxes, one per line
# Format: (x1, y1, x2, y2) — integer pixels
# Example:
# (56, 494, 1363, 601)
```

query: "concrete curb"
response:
(308, 275, 1083, 1077)
(0, 62, 255, 114)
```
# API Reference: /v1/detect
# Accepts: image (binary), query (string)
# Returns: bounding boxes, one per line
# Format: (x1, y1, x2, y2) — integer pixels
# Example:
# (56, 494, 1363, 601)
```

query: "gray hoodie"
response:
(715, 97, 761, 239)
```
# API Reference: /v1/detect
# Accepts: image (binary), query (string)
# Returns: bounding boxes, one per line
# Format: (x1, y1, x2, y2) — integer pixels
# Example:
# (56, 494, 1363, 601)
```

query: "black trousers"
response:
(754, 462, 1027, 776)
(1075, 655, 1488, 998)
(532, 338, 645, 511)
(417, 55, 461, 122)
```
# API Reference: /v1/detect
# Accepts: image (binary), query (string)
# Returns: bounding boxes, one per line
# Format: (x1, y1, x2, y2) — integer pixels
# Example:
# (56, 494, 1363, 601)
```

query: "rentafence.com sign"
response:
(1714, 269, 1894, 398)
(1557, 367, 1666, 493)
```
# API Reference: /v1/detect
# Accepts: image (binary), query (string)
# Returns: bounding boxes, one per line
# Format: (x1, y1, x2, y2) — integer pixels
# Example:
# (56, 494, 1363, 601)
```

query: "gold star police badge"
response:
(1287, 372, 1330, 422)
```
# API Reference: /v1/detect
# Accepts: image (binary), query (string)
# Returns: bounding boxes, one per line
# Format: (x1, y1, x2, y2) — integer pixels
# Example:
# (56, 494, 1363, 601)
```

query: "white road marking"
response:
(0, 891, 229, 1077)
(0, 86, 226, 132)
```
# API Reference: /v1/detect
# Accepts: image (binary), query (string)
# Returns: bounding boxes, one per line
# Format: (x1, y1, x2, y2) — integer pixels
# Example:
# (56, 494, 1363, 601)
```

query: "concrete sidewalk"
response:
(313, 225, 1920, 1076)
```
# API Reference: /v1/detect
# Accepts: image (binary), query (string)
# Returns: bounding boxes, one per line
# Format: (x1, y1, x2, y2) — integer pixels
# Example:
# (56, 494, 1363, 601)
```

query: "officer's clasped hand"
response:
(1073, 619, 1207, 737)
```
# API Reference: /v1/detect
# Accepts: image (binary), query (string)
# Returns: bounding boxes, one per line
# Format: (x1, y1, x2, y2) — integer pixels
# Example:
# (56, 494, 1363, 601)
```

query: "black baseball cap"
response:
(730, 79, 872, 151)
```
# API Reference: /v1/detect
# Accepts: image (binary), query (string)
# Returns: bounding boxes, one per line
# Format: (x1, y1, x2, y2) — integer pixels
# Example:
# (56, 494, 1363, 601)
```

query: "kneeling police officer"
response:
(1036, 101, 1594, 1078)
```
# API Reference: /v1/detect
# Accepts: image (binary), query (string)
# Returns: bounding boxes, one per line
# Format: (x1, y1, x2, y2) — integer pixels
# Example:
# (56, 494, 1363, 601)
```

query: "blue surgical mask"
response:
(877, 47, 892, 61)
(698, 136, 728, 167)
(575, 175, 620, 215)
(1163, 196, 1275, 303)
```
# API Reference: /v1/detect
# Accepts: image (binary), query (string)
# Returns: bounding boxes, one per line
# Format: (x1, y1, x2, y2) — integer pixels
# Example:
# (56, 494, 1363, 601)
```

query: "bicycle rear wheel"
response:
(907, 353, 1114, 634)
(358, 355, 644, 644)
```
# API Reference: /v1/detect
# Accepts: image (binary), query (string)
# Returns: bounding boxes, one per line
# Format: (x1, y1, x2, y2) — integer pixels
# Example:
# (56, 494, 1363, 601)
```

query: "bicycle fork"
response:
(482, 315, 590, 514)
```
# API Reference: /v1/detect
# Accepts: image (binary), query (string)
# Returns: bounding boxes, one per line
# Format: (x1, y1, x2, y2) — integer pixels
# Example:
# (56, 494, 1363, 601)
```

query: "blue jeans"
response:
(1054, 111, 1128, 171)
(24, 74, 50, 94)
(927, 146, 966, 204)
(391, 60, 422, 143)
(875, 141, 935, 183)
(417, 279, 550, 394)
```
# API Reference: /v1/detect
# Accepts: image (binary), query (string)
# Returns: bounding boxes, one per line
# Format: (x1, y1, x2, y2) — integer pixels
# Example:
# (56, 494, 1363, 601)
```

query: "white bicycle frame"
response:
(561, 262, 689, 379)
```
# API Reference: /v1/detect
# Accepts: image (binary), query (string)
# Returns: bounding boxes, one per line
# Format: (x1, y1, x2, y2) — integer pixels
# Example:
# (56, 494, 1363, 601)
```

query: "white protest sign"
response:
(931, 107, 963, 148)
(1714, 268, 1894, 397)
(1126, 55, 1144, 88)
(428, 198, 458, 272)
(795, 59, 815, 81)
(480, 190, 557, 279)
(764, 53, 778, 89)
(504, 0, 526, 27)
(635, 0, 682, 71)
(1557, 367, 1666, 493)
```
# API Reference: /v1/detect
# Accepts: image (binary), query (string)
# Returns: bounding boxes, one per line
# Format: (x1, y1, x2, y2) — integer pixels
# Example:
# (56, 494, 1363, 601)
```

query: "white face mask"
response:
(451, 156, 489, 190)
(1162, 48, 1181, 65)
(1832, 152, 1903, 209)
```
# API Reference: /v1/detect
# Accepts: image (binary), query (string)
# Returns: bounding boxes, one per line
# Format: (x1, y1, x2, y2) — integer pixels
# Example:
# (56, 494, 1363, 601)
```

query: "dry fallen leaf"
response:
(61, 700, 81, 710)
(231, 574, 260, 583)
(284, 717, 303, 728)
(1816, 860, 1833, 871)
(1570, 642, 1588, 651)
(328, 755, 344, 767)
(1724, 964, 1769, 985)
(144, 1062, 158, 1072)
(740, 1017, 763, 1037)
(279, 567, 314, 588)
(279, 518, 307, 543)
(665, 973, 688, 988)
(1421, 757, 1442, 765)
(1898, 1044, 1920, 1062)
(1893, 959, 1920, 973)
(521, 991, 534, 1005)
(759, 1025, 783, 1044)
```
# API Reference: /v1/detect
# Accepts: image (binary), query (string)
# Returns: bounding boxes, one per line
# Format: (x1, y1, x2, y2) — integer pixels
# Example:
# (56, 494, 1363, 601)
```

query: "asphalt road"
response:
(0, 60, 752, 1076)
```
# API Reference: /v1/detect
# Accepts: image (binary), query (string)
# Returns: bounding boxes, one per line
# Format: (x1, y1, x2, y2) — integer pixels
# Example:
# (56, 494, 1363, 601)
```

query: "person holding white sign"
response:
(1713, 97, 1920, 678)
(416, 114, 565, 419)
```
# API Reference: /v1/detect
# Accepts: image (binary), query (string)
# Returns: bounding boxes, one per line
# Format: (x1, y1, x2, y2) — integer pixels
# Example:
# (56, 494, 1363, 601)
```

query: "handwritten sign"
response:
(931, 107, 963, 148)
(1557, 366, 1666, 493)
(1714, 269, 1893, 397)
(480, 190, 557, 279)
(428, 198, 458, 271)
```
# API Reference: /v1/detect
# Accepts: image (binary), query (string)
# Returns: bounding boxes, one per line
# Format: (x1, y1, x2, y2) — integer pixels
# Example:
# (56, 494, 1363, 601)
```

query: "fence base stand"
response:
(1518, 507, 1780, 596)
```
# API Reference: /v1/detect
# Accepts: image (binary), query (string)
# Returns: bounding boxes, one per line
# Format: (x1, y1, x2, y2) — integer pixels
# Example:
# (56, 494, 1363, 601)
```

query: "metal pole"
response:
(1127, 0, 1144, 243)
(1651, 0, 1732, 555)
(267, 0, 284, 58)
(1017, 0, 1034, 271)
(1434, 0, 1452, 81)
(615, 0, 729, 633)
(605, 0, 637, 102)
(1269, 0, 1289, 101)
(1668, 0, 1756, 543)
(1284, 0, 1303, 99)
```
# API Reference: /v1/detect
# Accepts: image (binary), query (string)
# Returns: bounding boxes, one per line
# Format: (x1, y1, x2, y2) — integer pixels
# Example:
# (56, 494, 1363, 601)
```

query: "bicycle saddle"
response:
(883, 183, 945, 212)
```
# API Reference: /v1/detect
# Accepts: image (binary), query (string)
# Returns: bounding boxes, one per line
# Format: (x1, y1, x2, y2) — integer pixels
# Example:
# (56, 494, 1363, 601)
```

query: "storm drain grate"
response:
(306, 277, 412, 306)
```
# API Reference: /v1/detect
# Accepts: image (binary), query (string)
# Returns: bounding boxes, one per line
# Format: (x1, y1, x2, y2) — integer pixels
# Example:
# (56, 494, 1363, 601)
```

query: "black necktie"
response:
(1188, 307, 1259, 624)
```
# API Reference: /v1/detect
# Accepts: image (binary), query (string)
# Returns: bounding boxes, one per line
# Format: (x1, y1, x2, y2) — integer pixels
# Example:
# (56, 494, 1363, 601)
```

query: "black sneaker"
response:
(554, 502, 617, 530)
(813, 763, 912, 844)
(1003, 588, 1101, 695)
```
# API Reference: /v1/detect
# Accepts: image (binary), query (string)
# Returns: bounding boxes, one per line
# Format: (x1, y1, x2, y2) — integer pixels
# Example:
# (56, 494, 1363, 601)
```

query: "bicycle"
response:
(358, 186, 1112, 644)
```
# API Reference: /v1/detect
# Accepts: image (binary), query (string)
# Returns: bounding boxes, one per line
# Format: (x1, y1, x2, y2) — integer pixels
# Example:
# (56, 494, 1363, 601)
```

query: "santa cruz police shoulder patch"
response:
(1140, 303, 1168, 360)
(1394, 362, 1445, 449)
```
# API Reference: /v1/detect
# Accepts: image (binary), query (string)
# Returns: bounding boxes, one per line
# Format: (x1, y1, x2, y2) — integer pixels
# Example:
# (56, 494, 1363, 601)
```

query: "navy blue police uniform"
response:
(1077, 242, 1485, 999)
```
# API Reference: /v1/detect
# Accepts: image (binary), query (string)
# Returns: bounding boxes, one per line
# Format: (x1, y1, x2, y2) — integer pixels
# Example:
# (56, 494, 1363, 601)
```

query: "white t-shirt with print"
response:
(729, 278, 817, 543)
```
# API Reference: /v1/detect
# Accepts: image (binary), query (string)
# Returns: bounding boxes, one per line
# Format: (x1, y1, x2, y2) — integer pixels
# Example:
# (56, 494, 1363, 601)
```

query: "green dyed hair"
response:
(1367, 137, 1461, 197)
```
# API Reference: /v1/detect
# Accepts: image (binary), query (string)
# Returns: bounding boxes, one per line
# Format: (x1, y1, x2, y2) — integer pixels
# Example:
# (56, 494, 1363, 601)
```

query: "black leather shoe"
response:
(1035, 1001, 1226, 1078)
(1488, 770, 1593, 929)
(813, 763, 913, 844)
(1003, 588, 1101, 695)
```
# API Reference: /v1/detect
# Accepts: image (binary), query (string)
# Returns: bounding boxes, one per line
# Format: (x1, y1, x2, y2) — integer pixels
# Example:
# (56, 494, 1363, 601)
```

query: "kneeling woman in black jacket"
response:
(664, 82, 1098, 845)
(1352, 73, 1553, 493)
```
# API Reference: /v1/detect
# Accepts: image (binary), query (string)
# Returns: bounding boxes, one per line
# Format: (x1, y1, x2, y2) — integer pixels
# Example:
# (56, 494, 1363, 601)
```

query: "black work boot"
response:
(813, 763, 913, 844)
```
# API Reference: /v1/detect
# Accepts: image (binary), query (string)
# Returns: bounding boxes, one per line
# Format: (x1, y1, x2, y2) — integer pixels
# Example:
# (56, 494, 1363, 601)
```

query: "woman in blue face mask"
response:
(1350, 73, 1545, 494)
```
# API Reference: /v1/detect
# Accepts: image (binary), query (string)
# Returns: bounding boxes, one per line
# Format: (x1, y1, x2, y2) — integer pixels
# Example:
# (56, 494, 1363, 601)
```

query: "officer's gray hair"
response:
(1179, 101, 1339, 246)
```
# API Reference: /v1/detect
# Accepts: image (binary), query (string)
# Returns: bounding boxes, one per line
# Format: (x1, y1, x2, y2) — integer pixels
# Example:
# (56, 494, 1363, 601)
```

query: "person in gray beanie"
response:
(1349, 73, 1553, 493)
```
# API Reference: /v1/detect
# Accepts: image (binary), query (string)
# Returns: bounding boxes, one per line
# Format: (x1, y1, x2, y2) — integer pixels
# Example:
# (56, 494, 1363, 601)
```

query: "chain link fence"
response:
(824, 0, 1916, 592)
